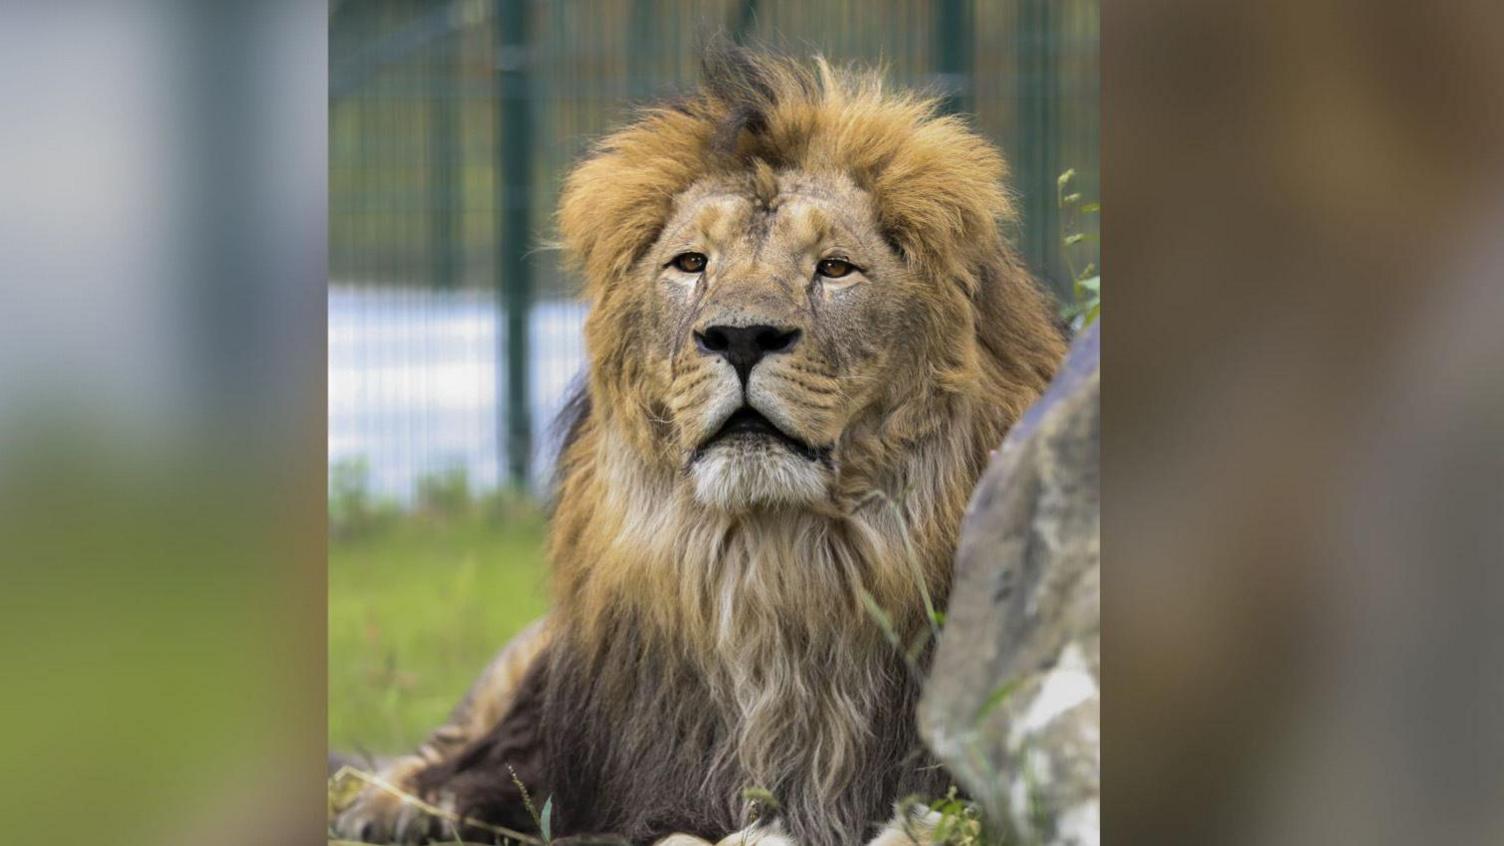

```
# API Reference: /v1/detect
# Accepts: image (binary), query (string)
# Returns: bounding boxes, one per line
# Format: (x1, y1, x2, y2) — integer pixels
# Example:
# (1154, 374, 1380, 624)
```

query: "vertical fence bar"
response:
(730, 0, 760, 45)
(629, 0, 656, 101)
(429, 31, 458, 290)
(495, 0, 534, 489)
(935, 0, 973, 117)
(1013, 0, 1063, 296)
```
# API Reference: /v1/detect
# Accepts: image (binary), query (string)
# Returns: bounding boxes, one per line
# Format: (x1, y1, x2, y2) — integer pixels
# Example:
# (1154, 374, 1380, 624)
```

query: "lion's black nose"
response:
(695, 324, 801, 385)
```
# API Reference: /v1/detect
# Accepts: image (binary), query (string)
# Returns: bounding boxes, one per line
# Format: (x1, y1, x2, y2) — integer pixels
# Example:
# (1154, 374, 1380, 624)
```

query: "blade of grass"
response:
(329, 765, 542, 845)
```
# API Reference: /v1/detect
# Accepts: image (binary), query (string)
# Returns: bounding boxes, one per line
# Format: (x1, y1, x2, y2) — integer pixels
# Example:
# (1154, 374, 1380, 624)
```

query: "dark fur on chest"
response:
(428, 625, 944, 845)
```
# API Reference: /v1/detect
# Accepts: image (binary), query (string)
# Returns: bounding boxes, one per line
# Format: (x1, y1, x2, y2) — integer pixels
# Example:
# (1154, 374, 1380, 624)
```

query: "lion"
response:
(333, 47, 1065, 846)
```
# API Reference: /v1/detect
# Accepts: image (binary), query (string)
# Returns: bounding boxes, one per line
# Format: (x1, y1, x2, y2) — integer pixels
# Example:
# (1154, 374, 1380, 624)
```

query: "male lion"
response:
(334, 48, 1065, 846)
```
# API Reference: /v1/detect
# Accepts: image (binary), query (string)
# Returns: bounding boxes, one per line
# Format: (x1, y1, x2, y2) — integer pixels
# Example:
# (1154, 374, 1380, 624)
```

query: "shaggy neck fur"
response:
(530, 47, 1068, 845)
(539, 392, 1006, 845)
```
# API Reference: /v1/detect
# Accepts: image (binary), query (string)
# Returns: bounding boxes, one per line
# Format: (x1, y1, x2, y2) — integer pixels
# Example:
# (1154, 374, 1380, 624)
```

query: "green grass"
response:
(329, 510, 551, 756)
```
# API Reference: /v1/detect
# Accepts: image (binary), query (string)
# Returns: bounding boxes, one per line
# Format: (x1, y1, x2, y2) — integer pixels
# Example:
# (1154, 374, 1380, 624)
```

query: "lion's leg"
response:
(331, 618, 550, 842)
(655, 804, 937, 846)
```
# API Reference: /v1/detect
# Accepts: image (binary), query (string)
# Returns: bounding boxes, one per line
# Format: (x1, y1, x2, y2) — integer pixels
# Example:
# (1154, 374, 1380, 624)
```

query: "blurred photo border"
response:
(2, 1, 1501, 843)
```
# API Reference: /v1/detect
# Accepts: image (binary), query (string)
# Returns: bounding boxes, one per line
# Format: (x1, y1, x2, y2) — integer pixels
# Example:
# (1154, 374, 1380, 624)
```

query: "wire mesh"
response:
(328, 0, 1098, 506)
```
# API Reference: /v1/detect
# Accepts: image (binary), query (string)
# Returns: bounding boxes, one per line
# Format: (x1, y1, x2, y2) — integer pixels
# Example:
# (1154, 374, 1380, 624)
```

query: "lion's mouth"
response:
(694, 406, 827, 463)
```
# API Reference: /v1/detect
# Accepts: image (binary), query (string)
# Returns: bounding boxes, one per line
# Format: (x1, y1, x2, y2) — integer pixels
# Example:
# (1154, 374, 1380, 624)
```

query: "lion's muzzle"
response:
(692, 405, 828, 464)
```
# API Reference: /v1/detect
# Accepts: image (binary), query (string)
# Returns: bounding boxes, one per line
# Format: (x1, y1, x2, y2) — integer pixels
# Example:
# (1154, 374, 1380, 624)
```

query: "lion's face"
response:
(564, 53, 1064, 526)
(612, 168, 952, 511)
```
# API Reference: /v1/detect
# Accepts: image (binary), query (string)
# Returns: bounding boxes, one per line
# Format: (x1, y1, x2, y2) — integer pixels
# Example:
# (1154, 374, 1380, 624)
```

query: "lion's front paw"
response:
(865, 805, 942, 846)
(713, 821, 797, 846)
(331, 758, 453, 844)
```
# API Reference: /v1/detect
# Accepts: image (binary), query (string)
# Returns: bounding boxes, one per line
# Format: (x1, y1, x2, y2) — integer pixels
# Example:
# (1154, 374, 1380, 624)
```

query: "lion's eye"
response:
(669, 252, 708, 274)
(816, 258, 855, 279)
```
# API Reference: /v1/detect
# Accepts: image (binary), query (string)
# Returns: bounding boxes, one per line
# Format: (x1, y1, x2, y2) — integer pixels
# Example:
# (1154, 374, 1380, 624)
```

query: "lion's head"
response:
(540, 48, 1067, 845)
(559, 50, 1062, 518)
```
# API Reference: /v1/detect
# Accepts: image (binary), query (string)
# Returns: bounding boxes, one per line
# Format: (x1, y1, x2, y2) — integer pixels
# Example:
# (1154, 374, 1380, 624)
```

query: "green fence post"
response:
(935, 0, 974, 117)
(429, 34, 458, 290)
(730, 0, 760, 44)
(495, 0, 533, 489)
(1014, 0, 1063, 297)
(630, 0, 656, 100)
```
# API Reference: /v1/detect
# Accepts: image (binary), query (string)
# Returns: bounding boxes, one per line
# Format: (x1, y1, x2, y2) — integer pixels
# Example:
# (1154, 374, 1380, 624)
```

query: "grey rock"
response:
(920, 323, 1100, 846)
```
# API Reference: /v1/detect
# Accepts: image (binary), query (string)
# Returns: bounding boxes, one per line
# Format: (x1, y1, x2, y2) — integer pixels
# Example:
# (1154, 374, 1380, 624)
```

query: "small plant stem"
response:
(330, 765, 543, 845)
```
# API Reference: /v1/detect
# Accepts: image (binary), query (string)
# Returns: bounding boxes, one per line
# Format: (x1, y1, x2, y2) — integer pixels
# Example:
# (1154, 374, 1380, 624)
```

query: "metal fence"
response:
(329, 0, 1099, 504)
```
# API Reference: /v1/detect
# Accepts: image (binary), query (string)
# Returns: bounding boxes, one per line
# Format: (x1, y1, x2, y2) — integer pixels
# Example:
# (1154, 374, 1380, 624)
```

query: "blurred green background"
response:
(329, 505, 549, 753)
(329, 0, 1099, 756)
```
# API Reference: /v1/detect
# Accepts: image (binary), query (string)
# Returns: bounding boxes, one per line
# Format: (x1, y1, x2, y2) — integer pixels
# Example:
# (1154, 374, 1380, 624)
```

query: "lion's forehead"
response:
(664, 174, 879, 264)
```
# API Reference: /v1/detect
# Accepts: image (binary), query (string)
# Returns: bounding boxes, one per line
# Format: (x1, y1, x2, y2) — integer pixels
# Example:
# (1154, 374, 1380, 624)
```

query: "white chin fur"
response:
(689, 442, 828, 511)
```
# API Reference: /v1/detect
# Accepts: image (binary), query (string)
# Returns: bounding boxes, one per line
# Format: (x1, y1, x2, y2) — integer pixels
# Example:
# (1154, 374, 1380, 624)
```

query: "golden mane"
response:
(560, 50, 1016, 297)
(539, 49, 1066, 845)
